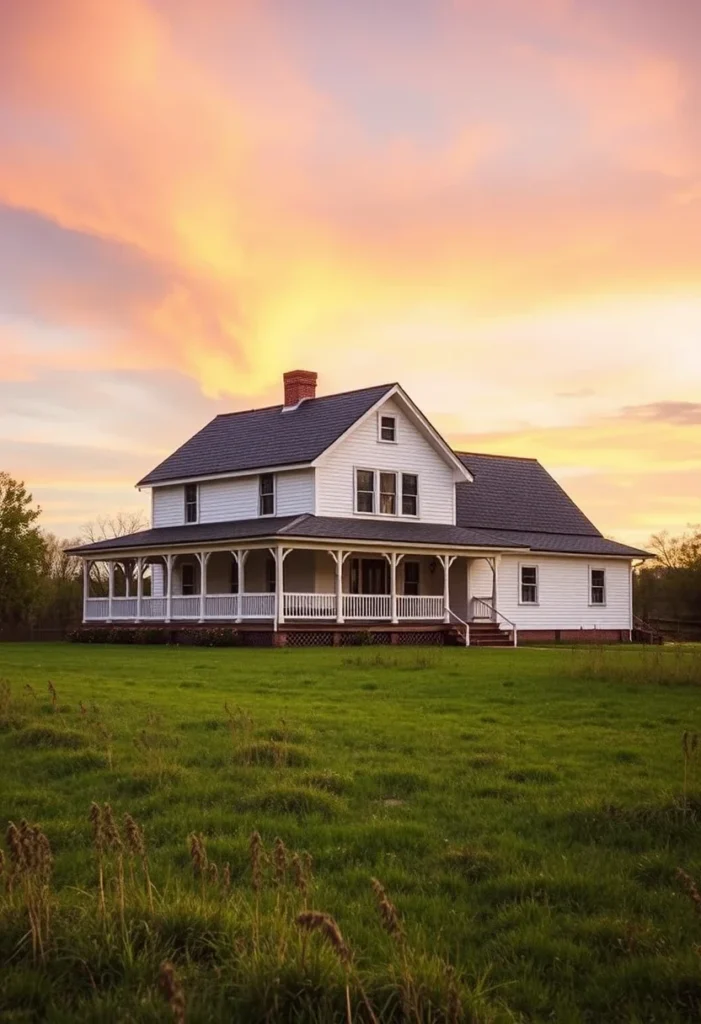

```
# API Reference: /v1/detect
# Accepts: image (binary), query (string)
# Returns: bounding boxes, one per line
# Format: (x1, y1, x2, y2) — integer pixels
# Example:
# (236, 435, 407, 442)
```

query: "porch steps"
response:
(450, 622, 514, 647)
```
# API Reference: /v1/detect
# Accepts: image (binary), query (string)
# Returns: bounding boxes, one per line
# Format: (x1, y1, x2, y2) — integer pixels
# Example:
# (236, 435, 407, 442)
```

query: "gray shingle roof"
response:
(137, 383, 395, 485)
(456, 452, 601, 536)
(67, 514, 649, 558)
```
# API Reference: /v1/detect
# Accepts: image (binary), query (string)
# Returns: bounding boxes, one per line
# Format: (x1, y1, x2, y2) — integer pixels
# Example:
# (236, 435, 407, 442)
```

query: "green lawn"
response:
(1, 642, 701, 1022)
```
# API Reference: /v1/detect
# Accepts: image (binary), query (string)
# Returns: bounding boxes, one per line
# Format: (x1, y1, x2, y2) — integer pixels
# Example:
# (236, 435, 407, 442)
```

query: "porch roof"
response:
(66, 514, 650, 559)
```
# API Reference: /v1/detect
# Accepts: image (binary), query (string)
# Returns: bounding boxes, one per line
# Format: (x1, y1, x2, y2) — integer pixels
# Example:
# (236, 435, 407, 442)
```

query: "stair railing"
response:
(474, 601, 518, 647)
(446, 608, 470, 647)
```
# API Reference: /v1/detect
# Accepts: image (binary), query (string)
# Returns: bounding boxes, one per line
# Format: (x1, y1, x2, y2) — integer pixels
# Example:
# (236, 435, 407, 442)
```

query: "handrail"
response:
(476, 601, 518, 647)
(446, 608, 470, 647)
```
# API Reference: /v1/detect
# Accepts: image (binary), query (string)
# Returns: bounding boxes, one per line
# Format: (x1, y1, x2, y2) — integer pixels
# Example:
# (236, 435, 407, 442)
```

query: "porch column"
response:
(107, 561, 115, 623)
(135, 556, 144, 622)
(273, 547, 291, 626)
(441, 554, 457, 623)
(165, 553, 174, 623)
(388, 552, 404, 624)
(198, 551, 211, 623)
(82, 559, 90, 623)
(491, 555, 500, 616)
(235, 549, 249, 623)
(331, 549, 350, 624)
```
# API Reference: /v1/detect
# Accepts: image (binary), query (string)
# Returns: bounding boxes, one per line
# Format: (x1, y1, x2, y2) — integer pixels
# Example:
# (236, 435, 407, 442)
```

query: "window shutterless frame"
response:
(184, 483, 198, 523)
(589, 567, 606, 605)
(355, 468, 376, 513)
(378, 413, 397, 442)
(259, 473, 275, 516)
(519, 564, 538, 604)
(355, 468, 419, 518)
(401, 473, 418, 516)
(181, 562, 196, 595)
(379, 471, 397, 515)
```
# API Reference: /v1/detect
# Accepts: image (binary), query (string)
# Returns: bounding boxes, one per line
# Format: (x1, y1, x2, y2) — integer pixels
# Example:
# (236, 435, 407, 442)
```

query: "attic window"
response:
(379, 414, 397, 443)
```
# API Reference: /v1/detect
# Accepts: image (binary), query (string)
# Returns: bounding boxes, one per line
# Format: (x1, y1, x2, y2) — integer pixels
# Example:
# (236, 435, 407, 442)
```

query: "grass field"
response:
(1, 642, 701, 1022)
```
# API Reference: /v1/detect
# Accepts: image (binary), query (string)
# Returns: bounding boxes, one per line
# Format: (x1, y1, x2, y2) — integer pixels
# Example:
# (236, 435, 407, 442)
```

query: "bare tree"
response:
(80, 512, 149, 595)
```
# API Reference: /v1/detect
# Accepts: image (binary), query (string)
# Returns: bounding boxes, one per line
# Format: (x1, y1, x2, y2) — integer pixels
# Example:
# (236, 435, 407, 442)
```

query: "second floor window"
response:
(379, 472, 396, 514)
(402, 474, 418, 516)
(590, 568, 606, 604)
(520, 565, 538, 604)
(185, 484, 198, 523)
(259, 473, 275, 516)
(356, 469, 375, 513)
(379, 414, 397, 442)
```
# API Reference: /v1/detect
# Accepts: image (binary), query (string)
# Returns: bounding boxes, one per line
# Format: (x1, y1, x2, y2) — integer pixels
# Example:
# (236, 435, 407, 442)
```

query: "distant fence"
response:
(0, 625, 76, 643)
(648, 618, 701, 642)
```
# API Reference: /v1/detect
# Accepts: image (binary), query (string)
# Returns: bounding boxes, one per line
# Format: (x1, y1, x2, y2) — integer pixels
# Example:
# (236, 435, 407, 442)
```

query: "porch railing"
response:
(471, 597, 495, 620)
(397, 595, 444, 620)
(205, 595, 239, 619)
(241, 593, 275, 619)
(85, 598, 109, 620)
(343, 594, 392, 619)
(142, 597, 167, 619)
(284, 593, 337, 619)
(171, 596, 200, 619)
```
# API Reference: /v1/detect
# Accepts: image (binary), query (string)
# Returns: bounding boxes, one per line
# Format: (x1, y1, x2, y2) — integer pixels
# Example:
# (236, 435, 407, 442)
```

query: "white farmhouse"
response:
(70, 371, 650, 645)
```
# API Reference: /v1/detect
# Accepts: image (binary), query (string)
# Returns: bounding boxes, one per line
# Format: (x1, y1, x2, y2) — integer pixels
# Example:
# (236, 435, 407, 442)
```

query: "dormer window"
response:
(184, 484, 198, 523)
(259, 473, 275, 516)
(379, 414, 397, 443)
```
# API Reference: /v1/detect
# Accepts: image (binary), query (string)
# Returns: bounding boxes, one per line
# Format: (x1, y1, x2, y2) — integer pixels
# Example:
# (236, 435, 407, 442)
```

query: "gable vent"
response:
(283, 370, 317, 408)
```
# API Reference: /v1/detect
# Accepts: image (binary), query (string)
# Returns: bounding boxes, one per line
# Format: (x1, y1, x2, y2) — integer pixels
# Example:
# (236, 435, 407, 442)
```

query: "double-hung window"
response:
(520, 565, 538, 604)
(230, 558, 239, 594)
(590, 568, 606, 605)
(259, 474, 275, 516)
(379, 472, 397, 514)
(379, 414, 397, 442)
(184, 484, 198, 523)
(356, 469, 375, 513)
(401, 473, 418, 516)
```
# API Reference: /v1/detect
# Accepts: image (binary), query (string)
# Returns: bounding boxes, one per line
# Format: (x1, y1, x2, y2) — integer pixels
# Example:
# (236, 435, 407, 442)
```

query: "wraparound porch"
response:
(80, 543, 516, 642)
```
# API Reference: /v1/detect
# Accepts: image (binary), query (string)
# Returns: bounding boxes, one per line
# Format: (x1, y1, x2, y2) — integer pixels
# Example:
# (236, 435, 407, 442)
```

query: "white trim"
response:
(377, 412, 398, 444)
(353, 466, 419, 519)
(143, 462, 313, 489)
(184, 482, 199, 524)
(258, 472, 276, 517)
(588, 564, 607, 607)
(518, 562, 539, 605)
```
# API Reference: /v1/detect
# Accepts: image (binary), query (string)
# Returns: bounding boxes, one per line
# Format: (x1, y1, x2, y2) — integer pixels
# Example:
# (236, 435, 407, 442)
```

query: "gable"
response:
(456, 453, 601, 536)
(315, 396, 461, 524)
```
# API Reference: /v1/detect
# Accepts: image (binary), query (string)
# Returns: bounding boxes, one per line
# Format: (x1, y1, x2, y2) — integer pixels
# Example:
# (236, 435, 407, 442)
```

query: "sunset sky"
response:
(1, 0, 700, 546)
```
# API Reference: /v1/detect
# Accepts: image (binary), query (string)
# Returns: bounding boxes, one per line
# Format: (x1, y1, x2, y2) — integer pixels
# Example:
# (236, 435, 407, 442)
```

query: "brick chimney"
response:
(283, 369, 317, 408)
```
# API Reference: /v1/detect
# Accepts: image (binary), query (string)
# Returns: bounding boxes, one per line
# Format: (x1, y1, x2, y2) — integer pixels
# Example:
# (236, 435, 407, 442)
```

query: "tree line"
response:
(0, 472, 147, 631)
(0, 471, 699, 633)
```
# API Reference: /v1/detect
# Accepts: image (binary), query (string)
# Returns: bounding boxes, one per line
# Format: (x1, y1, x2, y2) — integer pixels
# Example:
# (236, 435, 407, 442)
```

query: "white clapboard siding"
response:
(152, 487, 184, 527)
(496, 555, 632, 630)
(467, 557, 494, 604)
(276, 470, 315, 516)
(151, 564, 164, 598)
(315, 398, 456, 524)
(151, 470, 315, 527)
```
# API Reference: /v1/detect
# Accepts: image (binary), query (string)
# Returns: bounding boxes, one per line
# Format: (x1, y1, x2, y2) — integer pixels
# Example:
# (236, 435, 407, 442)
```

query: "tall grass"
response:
(568, 645, 701, 686)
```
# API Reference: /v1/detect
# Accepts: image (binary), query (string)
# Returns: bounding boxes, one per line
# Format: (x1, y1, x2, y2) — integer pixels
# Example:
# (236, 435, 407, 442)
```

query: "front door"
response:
(361, 558, 389, 595)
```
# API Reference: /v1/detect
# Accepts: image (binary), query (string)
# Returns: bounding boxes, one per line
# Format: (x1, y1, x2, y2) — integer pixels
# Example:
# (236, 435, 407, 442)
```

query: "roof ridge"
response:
(214, 382, 397, 420)
(455, 450, 539, 463)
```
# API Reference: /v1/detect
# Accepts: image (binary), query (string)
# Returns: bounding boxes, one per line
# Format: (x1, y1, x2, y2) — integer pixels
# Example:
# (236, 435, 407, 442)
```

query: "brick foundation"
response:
(517, 629, 630, 645)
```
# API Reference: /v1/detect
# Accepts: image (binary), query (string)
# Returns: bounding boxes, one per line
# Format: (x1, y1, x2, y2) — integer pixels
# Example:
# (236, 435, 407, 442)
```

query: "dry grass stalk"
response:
(124, 812, 153, 911)
(677, 868, 701, 915)
(222, 862, 231, 893)
(371, 878, 403, 942)
(208, 861, 219, 886)
(445, 964, 462, 1024)
(159, 960, 186, 1024)
(250, 831, 263, 894)
(6, 819, 53, 961)
(297, 911, 352, 966)
(89, 803, 106, 915)
(682, 731, 699, 819)
(103, 804, 126, 930)
(24, 683, 38, 701)
(47, 680, 58, 710)
(273, 837, 288, 885)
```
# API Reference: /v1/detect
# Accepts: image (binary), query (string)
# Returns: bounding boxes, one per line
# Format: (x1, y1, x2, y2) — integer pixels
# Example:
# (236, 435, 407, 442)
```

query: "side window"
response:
(401, 474, 418, 516)
(379, 414, 397, 442)
(184, 484, 198, 523)
(259, 474, 275, 516)
(404, 561, 420, 596)
(520, 565, 538, 604)
(356, 469, 375, 513)
(590, 568, 606, 604)
(181, 562, 196, 596)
